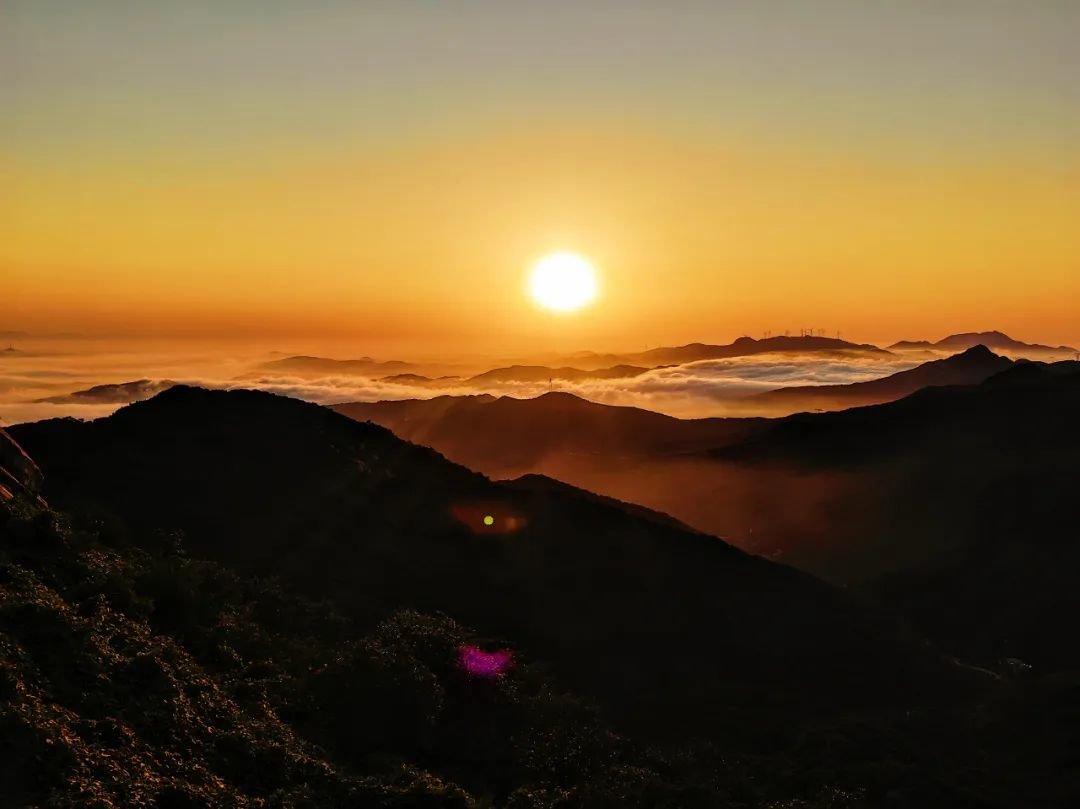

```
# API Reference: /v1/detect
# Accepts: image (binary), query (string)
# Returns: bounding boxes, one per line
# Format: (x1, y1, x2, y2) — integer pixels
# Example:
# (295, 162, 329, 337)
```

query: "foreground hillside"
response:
(2, 468, 747, 806)
(6, 397, 1080, 806)
(11, 387, 942, 743)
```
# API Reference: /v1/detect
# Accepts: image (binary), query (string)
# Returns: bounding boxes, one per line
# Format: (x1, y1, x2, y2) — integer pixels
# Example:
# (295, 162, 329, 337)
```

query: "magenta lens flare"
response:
(457, 645, 513, 679)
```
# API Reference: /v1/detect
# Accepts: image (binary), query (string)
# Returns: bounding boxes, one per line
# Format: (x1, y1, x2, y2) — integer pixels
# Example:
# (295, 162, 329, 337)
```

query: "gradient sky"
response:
(4, 1, 1079, 352)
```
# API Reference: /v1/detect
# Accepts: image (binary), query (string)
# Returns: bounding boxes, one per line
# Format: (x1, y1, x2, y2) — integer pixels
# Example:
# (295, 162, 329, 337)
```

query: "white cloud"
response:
(1, 339, 919, 425)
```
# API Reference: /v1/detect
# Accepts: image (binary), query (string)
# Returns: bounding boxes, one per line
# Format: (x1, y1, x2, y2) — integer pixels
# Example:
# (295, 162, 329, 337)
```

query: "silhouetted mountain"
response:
(711, 364, 1080, 669)
(982, 358, 1080, 386)
(890, 331, 1076, 358)
(35, 378, 179, 405)
(888, 340, 935, 350)
(13, 386, 947, 744)
(258, 355, 417, 376)
(378, 372, 463, 385)
(375, 365, 650, 387)
(752, 345, 1014, 413)
(564, 335, 890, 369)
(335, 391, 764, 476)
(465, 364, 650, 384)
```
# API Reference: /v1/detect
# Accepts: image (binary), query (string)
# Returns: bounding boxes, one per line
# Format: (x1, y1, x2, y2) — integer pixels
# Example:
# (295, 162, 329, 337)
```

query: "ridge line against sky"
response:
(3, 1, 1079, 351)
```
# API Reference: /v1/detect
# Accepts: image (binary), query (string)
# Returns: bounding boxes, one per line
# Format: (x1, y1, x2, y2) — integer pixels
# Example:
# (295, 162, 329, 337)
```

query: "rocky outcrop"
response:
(0, 428, 44, 503)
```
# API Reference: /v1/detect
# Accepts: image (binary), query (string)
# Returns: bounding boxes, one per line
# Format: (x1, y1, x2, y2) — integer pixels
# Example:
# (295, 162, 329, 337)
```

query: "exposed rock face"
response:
(0, 428, 44, 503)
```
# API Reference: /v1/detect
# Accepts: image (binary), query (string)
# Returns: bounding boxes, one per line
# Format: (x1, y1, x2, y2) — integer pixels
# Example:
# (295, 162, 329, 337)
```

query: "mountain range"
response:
(554, 335, 890, 369)
(0, 427, 43, 503)
(335, 391, 763, 476)
(35, 378, 179, 405)
(336, 355, 1080, 674)
(890, 330, 1076, 358)
(28, 332, 1068, 425)
(750, 344, 1014, 413)
(256, 355, 421, 376)
(333, 346, 1019, 482)
(378, 363, 652, 388)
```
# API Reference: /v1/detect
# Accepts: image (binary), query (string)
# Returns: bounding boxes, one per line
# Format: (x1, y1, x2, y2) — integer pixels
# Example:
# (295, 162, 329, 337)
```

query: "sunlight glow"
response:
(528, 252, 599, 313)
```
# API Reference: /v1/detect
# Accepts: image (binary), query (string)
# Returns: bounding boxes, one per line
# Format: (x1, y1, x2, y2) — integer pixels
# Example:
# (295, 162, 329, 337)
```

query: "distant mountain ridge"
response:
(381, 364, 652, 387)
(562, 334, 890, 369)
(36, 378, 179, 405)
(890, 330, 1076, 358)
(258, 355, 418, 375)
(464, 363, 650, 385)
(332, 347, 1019, 465)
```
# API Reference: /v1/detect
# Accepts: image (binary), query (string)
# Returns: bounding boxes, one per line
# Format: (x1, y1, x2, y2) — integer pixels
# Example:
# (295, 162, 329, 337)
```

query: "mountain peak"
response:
(933, 331, 1075, 355)
(955, 344, 996, 359)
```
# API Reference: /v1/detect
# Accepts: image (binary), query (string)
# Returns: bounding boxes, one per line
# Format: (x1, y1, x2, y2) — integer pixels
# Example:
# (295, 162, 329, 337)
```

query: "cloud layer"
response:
(1, 338, 923, 425)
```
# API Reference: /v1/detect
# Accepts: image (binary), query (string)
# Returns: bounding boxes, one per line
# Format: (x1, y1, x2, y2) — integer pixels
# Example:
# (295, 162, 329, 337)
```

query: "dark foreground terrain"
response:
(3, 385, 1079, 807)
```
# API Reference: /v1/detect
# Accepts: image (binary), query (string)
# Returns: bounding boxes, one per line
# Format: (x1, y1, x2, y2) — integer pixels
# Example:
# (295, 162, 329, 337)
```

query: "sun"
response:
(527, 252, 599, 313)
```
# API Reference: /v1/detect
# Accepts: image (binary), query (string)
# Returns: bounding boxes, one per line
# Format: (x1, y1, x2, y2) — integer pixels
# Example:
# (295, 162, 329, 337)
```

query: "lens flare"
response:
(450, 502, 527, 535)
(458, 645, 514, 679)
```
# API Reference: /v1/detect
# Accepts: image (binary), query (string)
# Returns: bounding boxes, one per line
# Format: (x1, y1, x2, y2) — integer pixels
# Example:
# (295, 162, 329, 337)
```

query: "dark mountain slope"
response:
(13, 387, 945, 741)
(751, 345, 1014, 413)
(982, 358, 1080, 386)
(712, 362, 1079, 468)
(7, 408, 1074, 807)
(710, 366, 1080, 668)
(1, 453, 748, 807)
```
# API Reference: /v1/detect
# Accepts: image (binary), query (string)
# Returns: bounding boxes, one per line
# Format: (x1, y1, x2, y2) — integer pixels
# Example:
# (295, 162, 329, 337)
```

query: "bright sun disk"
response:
(528, 252, 599, 313)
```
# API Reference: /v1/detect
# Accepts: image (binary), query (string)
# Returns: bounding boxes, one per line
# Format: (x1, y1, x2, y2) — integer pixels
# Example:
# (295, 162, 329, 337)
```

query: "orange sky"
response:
(4, 3, 1079, 353)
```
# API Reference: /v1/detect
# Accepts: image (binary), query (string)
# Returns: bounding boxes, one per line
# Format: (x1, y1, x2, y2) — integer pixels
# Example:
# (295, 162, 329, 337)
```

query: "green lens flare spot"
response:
(483, 515, 495, 527)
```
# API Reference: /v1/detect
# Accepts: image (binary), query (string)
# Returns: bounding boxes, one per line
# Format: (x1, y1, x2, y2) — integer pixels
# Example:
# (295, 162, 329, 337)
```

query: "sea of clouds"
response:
(1, 339, 919, 426)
